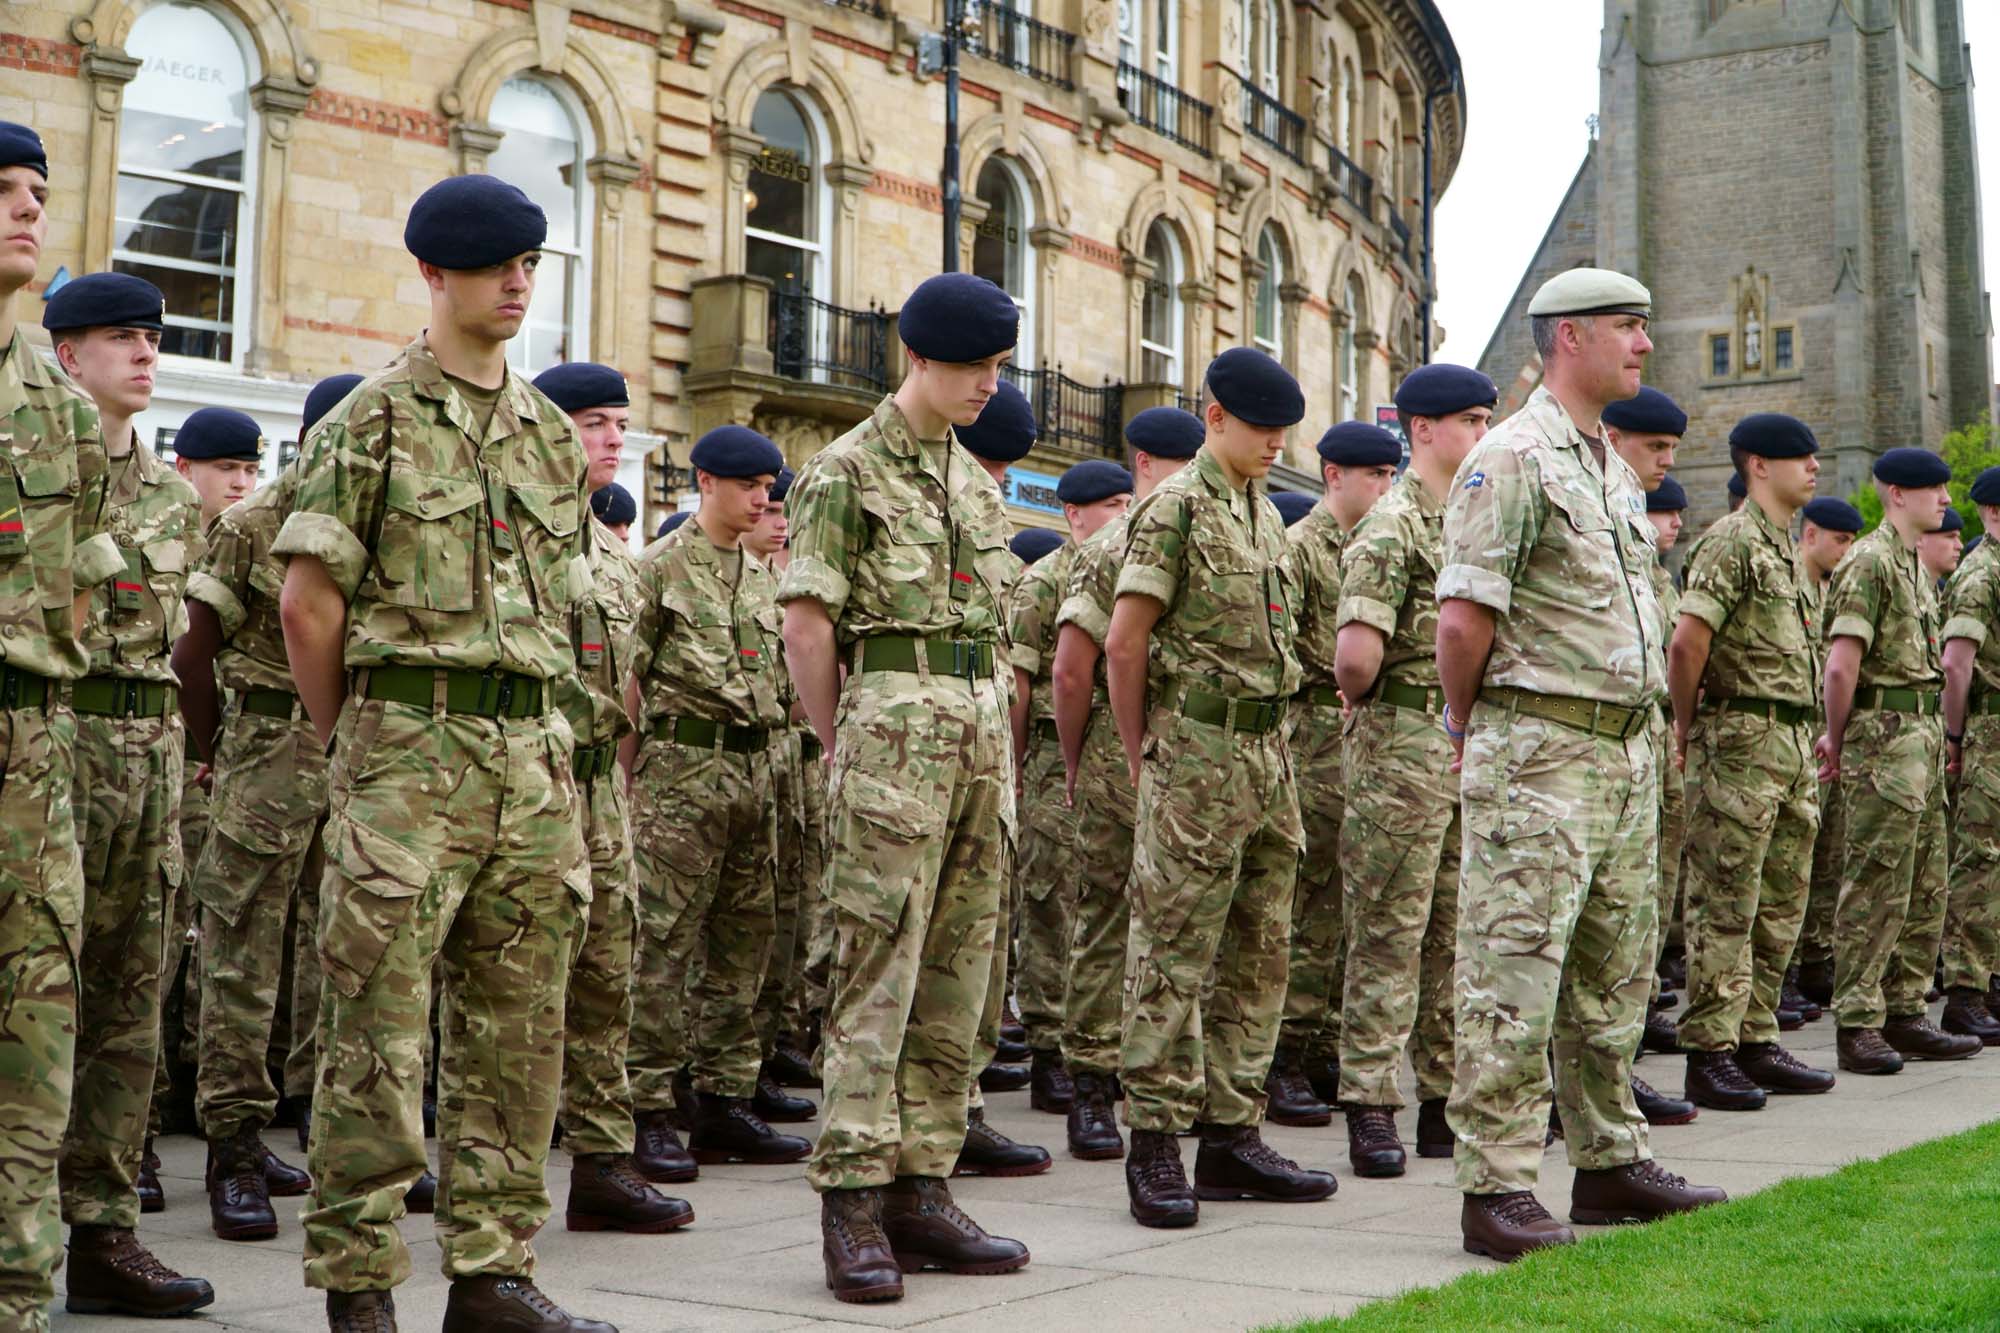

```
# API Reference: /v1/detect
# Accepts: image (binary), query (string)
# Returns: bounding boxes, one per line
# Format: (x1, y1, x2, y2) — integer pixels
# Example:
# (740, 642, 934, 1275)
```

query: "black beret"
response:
(1646, 477, 1687, 512)
(1933, 506, 1965, 534)
(404, 174, 546, 270)
(303, 373, 365, 435)
(1727, 472, 1747, 500)
(1056, 459, 1132, 507)
(173, 406, 264, 461)
(1601, 386, 1688, 438)
(1801, 497, 1863, 533)
(1126, 406, 1204, 459)
(590, 482, 636, 528)
(1394, 364, 1497, 418)
(1009, 527, 1064, 565)
(0, 121, 47, 179)
(1874, 447, 1951, 488)
(1317, 421, 1402, 467)
(1729, 412, 1818, 458)
(1205, 347, 1305, 428)
(42, 272, 165, 334)
(769, 466, 795, 504)
(690, 424, 785, 479)
(1969, 466, 2000, 507)
(658, 510, 691, 538)
(1270, 490, 1316, 527)
(956, 380, 1037, 463)
(534, 362, 628, 414)
(899, 273, 1018, 362)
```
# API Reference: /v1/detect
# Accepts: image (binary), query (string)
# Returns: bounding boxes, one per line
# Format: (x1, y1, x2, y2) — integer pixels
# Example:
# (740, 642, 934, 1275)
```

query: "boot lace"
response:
(830, 1192, 888, 1250)
(965, 1117, 1006, 1151)
(1132, 1137, 1188, 1192)
(637, 1113, 683, 1155)
(1746, 1044, 1810, 1075)
(1485, 1191, 1553, 1226)
(102, 1230, 183, 1283)
(1230, 1128, 1301, 1172)
(1348, 1108, 1401, 1149)
(1629, 1160, 1690, 1191)
(1703, 1053, 1760, 1093)
(1629, 1075, 1665, 1102)
(494, 1278, 566, 1319)
(603, 1156, 655, 1197)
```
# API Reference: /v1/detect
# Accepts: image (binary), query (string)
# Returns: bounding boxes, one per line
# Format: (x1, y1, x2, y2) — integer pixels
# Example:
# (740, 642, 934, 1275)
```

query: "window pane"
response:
(512, 252, 573, 374)
(122, 3, 248, 181)
(747, 235, 813, 299)
(749, 92, 814, 244)
(490, 80, 582, 254)
(112, 257, 233, 361)
(1711, 335, 1730, 377)
(972, 161, 1022, 298)
(1775, 327, 1794, 371)
(115, 174, 239, 267)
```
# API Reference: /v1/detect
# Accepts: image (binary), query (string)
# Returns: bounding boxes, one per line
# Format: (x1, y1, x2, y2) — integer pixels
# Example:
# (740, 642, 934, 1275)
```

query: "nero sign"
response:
(1004, 467, 1063, 516)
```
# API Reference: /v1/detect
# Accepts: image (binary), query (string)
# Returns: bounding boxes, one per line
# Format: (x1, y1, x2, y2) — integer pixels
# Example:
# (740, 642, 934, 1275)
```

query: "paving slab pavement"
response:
(48, 1000, 1999, 1331)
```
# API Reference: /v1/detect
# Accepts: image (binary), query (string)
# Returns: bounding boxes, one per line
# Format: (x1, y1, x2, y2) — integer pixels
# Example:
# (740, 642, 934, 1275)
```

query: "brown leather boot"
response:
(207, 1126, 279, 1241)
(1125, 1128, 1198, 1228)
(952, 1106, 1051, 1176)
(1631, 1075, 1698, 1125)
(767, 1043, 817, 1088)
(1193, 1123, 1336, 1202)
(1066, 1071, 1124, 1160)
(1798, 957, 1835, 1006)
(1415, 1098, 1453, 1158)
(821, 1187, 903, 1303)
(1029, 1049, 1075, 1113)
(262, 1140, 312, 1197)
(1571, 1160, 1726, 1224)
(881, 1175, 1031, 1274)
(327, 1289, 398, 1332)
(64, 1225, 215, 1316)
(1640, 1006, 1682, 1055)
(1461, 1191, 1574, 1262)
(137, 1138, 164, 1214)
(1737, 1042, 1836, 1094)
(1345, 1105, 1407, 1178)
(633, 1108, 698, 1183)
(1884, 1012, 1983, 1061)
(753, 1065, 817, 1122)
(977, 1061, 1031, 1093)
(1941, 988, 2000, 1045)
(1265, 1050, 1333, 1128)
(1837, 1026, 1904, 1074)
(1683, 1049, 1767, 1111)
(439, 1275, 614, 1332)
(405, 1170, 436, 1215)
(689, 1092, 812, 1164)
(565, 1153, 694, 1233)
(297, 1094, 313, 1155)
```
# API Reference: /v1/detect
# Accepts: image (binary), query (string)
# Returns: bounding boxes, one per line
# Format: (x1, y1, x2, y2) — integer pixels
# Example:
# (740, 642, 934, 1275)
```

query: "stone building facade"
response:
(1479, 0, 1991, 532)
(3, 0, 1463, 532)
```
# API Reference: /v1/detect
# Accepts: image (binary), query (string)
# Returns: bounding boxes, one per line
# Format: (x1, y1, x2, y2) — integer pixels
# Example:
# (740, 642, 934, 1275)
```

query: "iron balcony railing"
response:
(1241, 80, 1305, 165)
(1388, 209, 1413, 264)
(1116, 62, 1213, 157)
(773, 290, 890, 392)
(962, 2, 1075, 90)
(1003, 364, 1126, 458)
(1328, 145, 1373, 216)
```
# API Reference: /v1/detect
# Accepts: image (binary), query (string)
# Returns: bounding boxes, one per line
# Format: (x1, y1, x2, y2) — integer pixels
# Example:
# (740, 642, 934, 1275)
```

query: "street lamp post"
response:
(941, 0, 964, 272)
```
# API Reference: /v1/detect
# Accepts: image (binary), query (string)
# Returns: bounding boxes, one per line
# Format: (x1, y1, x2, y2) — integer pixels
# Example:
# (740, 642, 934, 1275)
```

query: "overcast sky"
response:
(1430, 0, 2000, 368)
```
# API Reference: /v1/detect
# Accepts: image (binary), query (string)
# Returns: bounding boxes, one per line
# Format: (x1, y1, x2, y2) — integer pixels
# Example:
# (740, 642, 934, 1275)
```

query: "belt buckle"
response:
(496, 675, 516, 716)
(0, 671, 16, 709)
(122, 680, 140, 716)
(952, 640, 975, 683)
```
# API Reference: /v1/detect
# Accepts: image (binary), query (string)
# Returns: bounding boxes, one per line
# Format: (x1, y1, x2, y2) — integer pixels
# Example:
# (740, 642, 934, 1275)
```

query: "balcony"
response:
(1388, 210, 1413, 266)
(1002, 364, 1126, 458)
(1327, 146, 1373, 216)
(1241, 81, 1305, 165)
(821, 0, 882, 14)
(1116, 62, 1213, 157)
(962, 2, 1075, 91)
(685, 274, 896, 447)
(773, 290, 891, 393)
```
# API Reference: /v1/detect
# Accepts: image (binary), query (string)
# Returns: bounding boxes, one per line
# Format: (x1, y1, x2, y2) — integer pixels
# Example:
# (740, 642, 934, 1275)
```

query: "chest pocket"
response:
(141, 537, 190, 640)
(662, 592, 734, 688)
(862, 494, 947, 618)
(376, 469, 481, 611)
(746, 603, 782, 673)
(3, 449, 80, 612)
(511, 482, 581, 611)
(1539, 476, 1620, 610)
(1182, 507, 1267, 651)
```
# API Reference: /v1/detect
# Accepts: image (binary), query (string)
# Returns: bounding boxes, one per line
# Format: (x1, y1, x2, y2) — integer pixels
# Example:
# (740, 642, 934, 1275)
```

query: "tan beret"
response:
(1528, 267, 1652, 318)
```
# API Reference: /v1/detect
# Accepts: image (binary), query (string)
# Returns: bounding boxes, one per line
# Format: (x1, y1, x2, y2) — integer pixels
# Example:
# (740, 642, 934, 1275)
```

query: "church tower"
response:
(1479, 0, 1990, 524)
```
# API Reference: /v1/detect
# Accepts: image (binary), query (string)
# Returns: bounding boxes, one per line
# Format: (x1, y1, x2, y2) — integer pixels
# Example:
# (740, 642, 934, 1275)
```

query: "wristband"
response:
(1443, 705, 1466, 741)
(1947, 729, 1965, 745)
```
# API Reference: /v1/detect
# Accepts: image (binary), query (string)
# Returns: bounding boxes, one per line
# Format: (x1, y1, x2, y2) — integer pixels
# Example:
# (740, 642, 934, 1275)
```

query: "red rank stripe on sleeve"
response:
(581, 642, 604, 653)
(739, 648, 760, 658)
(0, 520, 21, 535)
(1268, 602, 1282, 613)
(952, 571, 973, 584)
(116, 581, 144, 593)
(492, 519, 510, 535)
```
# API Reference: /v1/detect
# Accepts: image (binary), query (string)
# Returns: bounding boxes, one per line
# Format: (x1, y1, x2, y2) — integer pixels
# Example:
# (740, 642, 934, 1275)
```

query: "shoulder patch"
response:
(1463, 471, 1486, 490)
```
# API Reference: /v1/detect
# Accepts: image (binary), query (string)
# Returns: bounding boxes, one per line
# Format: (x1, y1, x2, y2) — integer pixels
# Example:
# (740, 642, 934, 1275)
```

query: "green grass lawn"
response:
(1263, 1119, 2000, 1332)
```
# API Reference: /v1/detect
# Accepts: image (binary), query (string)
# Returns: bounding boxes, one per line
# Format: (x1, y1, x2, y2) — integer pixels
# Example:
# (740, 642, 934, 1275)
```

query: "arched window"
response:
(972, 157, 1035, 371)
(1140, 222, 1184, 387)
(744, 88, 832, 380)
(490, 77, 591, 374)
(1339, 273, 1364, 421)
(1341, 58, 1359, 161)
(1252, 225, 1283, 359)
(1244, 0, 1280, 93)
(114, 2, 258, 364)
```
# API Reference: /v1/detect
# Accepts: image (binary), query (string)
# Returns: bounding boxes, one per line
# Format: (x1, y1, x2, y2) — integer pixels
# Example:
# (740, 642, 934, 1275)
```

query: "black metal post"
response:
(942, 0, 963, 272)
(1419, 75, 1454, 362)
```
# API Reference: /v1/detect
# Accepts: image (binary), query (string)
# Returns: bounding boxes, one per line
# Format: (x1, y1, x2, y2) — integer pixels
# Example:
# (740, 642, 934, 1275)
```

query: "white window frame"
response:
(1140, 222, 1184, 388)
(1341, 57, 1359, 161)
(113, 1, 260, 372)
(1244, 0, 1279, 93)
(1253, 226, 1282, 359)
(743, 87, 835, 377)
(1340, 275, 1362, 421)
(491, 75, 595, 375)
(974, 156, 1037, 373)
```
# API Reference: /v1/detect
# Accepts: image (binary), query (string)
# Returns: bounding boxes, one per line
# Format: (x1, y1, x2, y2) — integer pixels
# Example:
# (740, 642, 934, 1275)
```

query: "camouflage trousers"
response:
(63, 709, 182, 1228)
(1944, 716, 2000, 990)
(1337, 702, 1459, 1109)
(561, 773, 638, 1156)
(194, 705, 328, 1141)
(1280, 700, 1345, 1064)
(0, 703, 84, 1331)
(150, 755, 207, 1138)
(1060, 711, 1137, 1080)
(753, 733, 808, 1062)
(1679, 712, 1819, 1050)
(628, 735, 779, 1105)
(1799, 777, 1845, 967)
(1015, 722, 1078, 1053)
(283, 831, 327, 1101)
(302, 699, 585, 1292)
(1121, 705, 1302, 1134)
(785, 734, 832, 1046)
(808, 671, 1011, 1191)
(1653, 714, 1684, 987)
(1831, 710, 1948, 1029)
(1449, 708, 1657, 1195)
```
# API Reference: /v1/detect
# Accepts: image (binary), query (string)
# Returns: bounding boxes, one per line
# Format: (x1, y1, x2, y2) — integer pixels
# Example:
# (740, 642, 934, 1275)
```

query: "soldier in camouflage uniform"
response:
(275, 176, 609, 1333)
(1940, 468, 2000, 1043)
(1793, 497, 1863, 1006)
(1265, 422, 1397, 1129)
(0, 125, 139, 1333)
(39, 272, 220, 1318)
(1007, 457, 1130, 1116)
(780, 274, 1029, 1302)
(529, 362, 694, 1236)
(1106, 348, 1335, 1229)
(1332, 367, 1494, 1176)
(1050, 409, 1202, 1162)
(1668, 414, 1837, 1110)
(1816, 448, 1981, 1077)
(624, 425, 807, 1176)
(1438, 270, 1724, 1263)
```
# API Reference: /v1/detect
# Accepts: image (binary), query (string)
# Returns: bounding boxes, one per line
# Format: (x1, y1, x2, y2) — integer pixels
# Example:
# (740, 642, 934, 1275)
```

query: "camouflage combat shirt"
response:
(1824, 523, 1942, 690)
(1287, 501, 1349, 692)
(1336, 469, 1445, 692)
(187, 473, 296, 694)
(630, 521, 786, 731)
(1677, 500, 1817, 706)
(1007, 539, 1080, 724)
(82, 437, 202, 683)
(552, 516, 645, 749)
